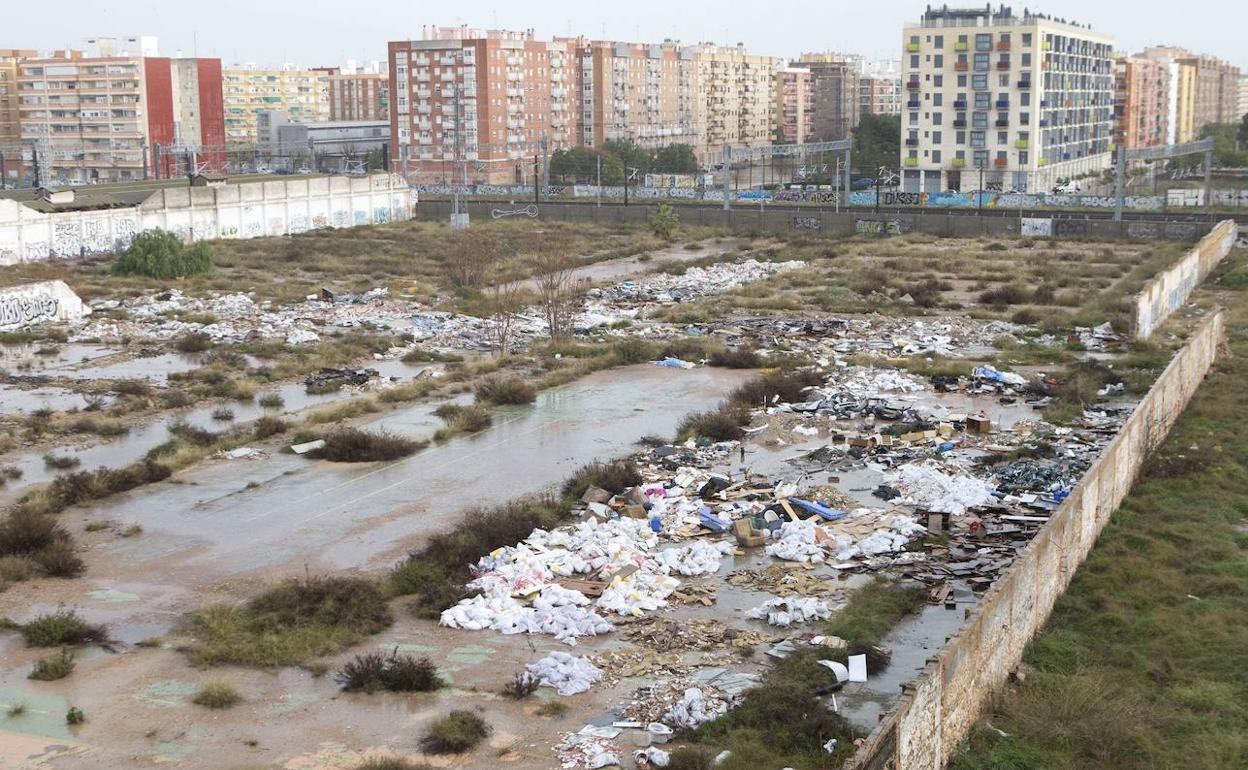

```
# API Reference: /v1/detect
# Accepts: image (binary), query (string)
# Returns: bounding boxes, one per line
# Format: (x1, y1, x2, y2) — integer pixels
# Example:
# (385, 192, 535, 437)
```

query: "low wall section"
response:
(0, 173, 414, 265)
(1134, 219, 1238, 339)
(845, 309, 1227, 770)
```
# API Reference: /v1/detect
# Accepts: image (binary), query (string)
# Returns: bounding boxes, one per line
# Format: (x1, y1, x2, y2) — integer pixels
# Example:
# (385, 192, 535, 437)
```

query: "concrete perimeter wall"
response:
(414, 200, 1215, 243)
(0, 173, 414, 265)
(1135, 220, 1238, 339)
(844, 309, 1227, 770)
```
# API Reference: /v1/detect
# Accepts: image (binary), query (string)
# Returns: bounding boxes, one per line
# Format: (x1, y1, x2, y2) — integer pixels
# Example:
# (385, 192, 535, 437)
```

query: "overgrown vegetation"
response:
(690, 648, 862, 767)
(950, 261, 1248, 769)
(501, 671, 540, 699)
(0, 508, 84, 580)
(187, 576, 393, 667)
(335, 649, 443, 694)
(560, 459, 642, 501)
(432, 403, 493, 442)
(824, 578, 927, 668)
(111, 229, 213, 279)
(420, 710, 491, 754)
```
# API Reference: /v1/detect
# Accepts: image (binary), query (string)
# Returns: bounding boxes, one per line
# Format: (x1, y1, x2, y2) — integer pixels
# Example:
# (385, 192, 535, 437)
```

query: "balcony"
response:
(1017, 80, 1031, 89)
(951, 100, 967, 110)
(995, 100, 1010, 109)
(954, 41, 968, 51)
(905, 137, 920, 146)
(953, 119, 967, 128)
(906, 42, 920, 52)
(955, 61, 969, 71)
(994, 158, 1007, 168)
(905, 80, 920, 91)
(951, 157, 967, 168)
(903, 157, 919, 167)
(996, 61, 1010, 70)
(995, 118, 1009, 127)
(906, 99, 920, 109)
(997, 41, 1011, 51)
(1014, 139, 1030, 149)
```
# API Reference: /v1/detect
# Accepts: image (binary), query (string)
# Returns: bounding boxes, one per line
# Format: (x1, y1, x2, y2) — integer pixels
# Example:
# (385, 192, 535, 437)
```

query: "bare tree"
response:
(484, 281, 522, 356)
(530, 237, 577, 343)
(444, 229, 507, 289)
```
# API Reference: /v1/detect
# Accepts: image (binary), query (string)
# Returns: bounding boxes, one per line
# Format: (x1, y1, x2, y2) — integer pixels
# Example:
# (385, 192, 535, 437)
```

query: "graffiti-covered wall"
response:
(0, 280, 91, 329)
(411, 183, 1166, 211)
(0, 173, 414, 266)
(1134, 219, 1238, 339)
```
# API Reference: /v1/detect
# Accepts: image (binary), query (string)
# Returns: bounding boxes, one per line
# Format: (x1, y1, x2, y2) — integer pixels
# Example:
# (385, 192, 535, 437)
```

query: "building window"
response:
(933, 93, 943, 106)
(974, 92, 990, 109)
(1022, 33, 1032, 46)
(971, 131, 985, 148)
(934, 55, 943, 67)
(935, 35, 944, 48)
(933, 112, 942, 125)
(1022, 53, 1031, 66)
(910, 55, 919, 68)
(973, 112, 987, 128)
(975, 34, 993, 51)
(972, 74, 988, 90)
(932, 150, 942, 163)
(958, 74, 967, 87)
(974, 149, 988, 167)
(932, 131, 942, 143)
(974, 53, 989, 71)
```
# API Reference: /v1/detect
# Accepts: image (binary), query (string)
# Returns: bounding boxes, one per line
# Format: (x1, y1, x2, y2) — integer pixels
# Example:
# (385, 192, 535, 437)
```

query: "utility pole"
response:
(721, 144, 731, 211)
(0, 151, 6, 191)
(31, 141, 41, 189)
(844, 144, 851, 208)
(540, 134, 549, 199)
(978, 165, 984, 214)
(142, 141, 149, 180)
(533, 153, 539, 204)
(596, 152, 601, 207)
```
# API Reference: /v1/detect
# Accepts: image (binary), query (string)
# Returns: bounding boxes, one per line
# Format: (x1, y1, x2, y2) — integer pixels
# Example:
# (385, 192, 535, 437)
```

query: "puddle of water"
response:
(49, 365, 753, 585)
(837, 599, 971, 729)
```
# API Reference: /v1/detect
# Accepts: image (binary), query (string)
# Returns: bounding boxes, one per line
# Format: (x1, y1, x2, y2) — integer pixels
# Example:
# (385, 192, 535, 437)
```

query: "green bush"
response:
(474, 374, 537, 405)
(21, 610, 106, 647)
(111, 229, 213, 279)
(191, 679, 241, 709)
(650, 203, 679, 240)
(420, 710, 491, 754)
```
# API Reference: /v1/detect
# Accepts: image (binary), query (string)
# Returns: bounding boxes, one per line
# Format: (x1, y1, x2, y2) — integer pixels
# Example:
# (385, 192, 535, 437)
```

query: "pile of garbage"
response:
(745, 597, 834, 627)
(587, 259, 806, 306)
(527, 652, 604, 696)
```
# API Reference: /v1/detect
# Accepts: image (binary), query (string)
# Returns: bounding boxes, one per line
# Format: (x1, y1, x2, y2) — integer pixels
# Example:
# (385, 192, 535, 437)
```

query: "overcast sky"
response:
(9, 0, 1246, 71)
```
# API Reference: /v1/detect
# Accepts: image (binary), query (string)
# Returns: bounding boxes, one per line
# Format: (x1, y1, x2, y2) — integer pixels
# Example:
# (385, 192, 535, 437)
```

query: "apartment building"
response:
(1115, 56, 1169, 148)
(222, 66, 330, 144)
(775, 67, 815, 143)
(901, 5, 1115, 194)
(576, 39, 701, 152)
(314, 66, 390, 121)
(697, 43, 777, 153)
(15, 47, 226, 184)
(1181, 53, 1241, 128)
(797, 54, 860, 141)
(861, 73, 903, 116)
(388, 27, 582, 184)
(1240, 75, 1248, 120)
(1141, 46, 1240, 141)
(0, 50, 36, 187)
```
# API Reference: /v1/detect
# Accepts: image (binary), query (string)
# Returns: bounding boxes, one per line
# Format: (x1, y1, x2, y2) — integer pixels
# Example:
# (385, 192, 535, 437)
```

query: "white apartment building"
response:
(901, 5, 1115, 194)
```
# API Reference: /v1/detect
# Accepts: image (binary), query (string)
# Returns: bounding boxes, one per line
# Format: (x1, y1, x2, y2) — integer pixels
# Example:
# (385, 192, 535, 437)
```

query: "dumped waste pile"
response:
(430, 357, 1132, 765)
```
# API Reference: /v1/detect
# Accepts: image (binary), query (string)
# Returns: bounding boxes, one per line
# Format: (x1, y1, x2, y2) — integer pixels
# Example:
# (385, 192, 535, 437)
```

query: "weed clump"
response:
(561, 460, 642, 501)
(187, 576, 392, 667)
(0, 509, 83, 578)
(677, 407, 748, 442)
(173, 332, 213, 353)
(501, 672, 540, 699)
(432, 404, 493, 440)
(474, 374, 537, 405)
(192, 679, 242, 709)
(315, 427, 423, 462)
(20, 610, 106, 647)
(28, 649, 76, 681)
(252, 416, 289, 439)
(335, 649, 443, 693)
(39, 459, 172, 514)
(353, 758, 431, 770)
(42, 454, 81, 470)
(420, 710, 491, 754)
(728, 369, 823, 408)
(708, 347, 762, 369)
(535, 700, 568, 718)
